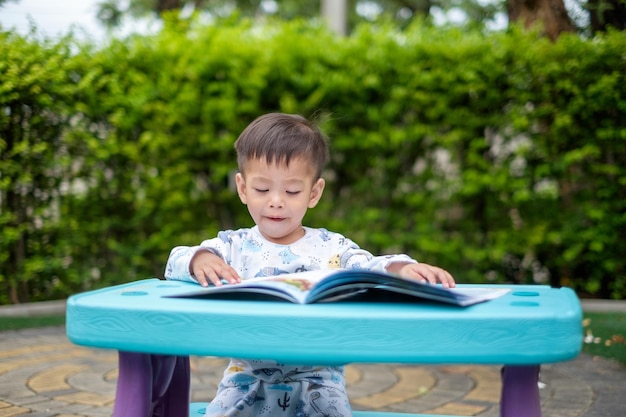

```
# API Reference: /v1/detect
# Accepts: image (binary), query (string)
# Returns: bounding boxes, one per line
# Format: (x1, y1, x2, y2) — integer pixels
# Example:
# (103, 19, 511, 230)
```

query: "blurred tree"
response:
(587, 0, 626, 32)
(93, 0, 623, 39)
(93, 0, 503, 30)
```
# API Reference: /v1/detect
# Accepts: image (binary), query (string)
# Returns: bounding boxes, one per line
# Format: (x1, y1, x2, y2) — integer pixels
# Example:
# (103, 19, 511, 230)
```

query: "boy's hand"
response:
(190, 251, 241, 287)
(387, 262, 456, 288)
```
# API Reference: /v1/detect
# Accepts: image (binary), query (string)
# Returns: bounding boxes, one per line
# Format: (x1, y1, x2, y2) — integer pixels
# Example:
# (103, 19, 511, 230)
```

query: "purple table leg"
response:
(500, 365, 541, 417)
(113, 351, 190, 417)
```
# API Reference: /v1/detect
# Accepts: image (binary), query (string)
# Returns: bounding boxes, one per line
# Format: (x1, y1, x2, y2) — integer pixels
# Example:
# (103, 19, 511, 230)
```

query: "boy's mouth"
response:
(266, 216, 285, 222)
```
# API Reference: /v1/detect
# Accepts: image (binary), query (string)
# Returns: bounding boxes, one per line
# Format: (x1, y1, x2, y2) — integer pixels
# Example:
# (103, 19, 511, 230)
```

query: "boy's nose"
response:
(268, 193, 284, 208)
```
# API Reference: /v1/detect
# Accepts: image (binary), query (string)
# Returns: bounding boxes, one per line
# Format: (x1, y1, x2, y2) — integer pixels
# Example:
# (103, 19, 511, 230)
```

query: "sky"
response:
(1, 0, 105, 39)
(0, 0, 151, 42)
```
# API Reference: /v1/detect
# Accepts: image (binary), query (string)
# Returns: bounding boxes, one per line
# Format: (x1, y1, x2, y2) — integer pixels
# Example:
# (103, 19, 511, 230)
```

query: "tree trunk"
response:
(508, 0, 576, 40)
(322, 0, 348, 36)
(157, 0, 183, 13)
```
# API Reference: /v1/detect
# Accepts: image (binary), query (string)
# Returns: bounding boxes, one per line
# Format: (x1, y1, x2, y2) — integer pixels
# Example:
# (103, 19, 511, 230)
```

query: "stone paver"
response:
(0, 326, 624, 416)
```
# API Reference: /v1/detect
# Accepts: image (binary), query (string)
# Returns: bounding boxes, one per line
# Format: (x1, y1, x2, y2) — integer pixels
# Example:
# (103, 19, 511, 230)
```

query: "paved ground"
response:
(0, 301, 624, 417)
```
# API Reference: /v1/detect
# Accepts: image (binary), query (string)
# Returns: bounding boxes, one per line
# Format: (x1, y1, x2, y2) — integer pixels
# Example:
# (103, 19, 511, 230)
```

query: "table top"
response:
(66, 278, 582, 366)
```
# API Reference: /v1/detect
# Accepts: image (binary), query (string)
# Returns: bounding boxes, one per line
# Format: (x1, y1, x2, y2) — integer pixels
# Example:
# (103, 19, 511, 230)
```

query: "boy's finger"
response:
(211, 265, 240, 285)
(206, 269, 226, 287)
(192, 269, 210, 287)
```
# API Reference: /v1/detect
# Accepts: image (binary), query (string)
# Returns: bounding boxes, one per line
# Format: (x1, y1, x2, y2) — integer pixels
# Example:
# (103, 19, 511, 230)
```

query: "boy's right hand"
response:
(190, 251, 241, 287)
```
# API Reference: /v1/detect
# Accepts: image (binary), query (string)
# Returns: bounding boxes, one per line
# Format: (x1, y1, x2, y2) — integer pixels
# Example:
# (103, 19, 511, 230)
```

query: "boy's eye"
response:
(286, 191, 301, 195)
(254, 188, 269, 193)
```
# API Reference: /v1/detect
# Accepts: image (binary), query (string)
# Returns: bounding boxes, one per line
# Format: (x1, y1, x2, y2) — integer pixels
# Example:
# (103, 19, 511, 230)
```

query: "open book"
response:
(167, 269, 510, 307)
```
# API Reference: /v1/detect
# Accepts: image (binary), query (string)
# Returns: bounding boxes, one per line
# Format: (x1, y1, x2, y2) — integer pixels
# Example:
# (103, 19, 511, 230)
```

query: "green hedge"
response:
(1, 19, 625, 303)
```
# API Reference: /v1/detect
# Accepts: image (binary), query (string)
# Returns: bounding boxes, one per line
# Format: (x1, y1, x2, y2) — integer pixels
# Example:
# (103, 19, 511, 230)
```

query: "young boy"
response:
(165, 112, 455, 417)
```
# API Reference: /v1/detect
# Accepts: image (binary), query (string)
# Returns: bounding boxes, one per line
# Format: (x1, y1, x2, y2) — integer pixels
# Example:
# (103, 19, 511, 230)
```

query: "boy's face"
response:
(235, 157, 325, 245)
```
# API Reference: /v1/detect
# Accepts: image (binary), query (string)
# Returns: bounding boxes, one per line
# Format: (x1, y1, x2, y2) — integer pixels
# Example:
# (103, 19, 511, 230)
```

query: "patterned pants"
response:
(204, 359, 352, 417)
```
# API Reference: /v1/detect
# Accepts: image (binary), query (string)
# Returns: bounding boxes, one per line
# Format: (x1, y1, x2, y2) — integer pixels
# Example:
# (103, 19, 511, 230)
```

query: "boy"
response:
(165, 113, 455, 416)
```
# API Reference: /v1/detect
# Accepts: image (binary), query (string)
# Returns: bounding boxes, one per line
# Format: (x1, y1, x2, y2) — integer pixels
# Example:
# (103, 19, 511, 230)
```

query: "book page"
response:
(166, 269, 511, 307)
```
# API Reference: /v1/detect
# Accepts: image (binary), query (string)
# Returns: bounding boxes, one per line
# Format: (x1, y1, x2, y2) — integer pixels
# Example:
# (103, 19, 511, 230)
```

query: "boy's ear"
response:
(235, 173, 247, 204)
(308, 178, 325, 208)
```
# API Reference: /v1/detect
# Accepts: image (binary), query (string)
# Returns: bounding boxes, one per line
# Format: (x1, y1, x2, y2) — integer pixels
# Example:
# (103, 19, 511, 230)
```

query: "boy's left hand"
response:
(388, 262, 456, 288)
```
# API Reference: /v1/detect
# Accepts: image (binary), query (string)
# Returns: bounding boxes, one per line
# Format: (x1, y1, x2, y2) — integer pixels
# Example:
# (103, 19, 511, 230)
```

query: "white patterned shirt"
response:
(165, 226, 416, 282)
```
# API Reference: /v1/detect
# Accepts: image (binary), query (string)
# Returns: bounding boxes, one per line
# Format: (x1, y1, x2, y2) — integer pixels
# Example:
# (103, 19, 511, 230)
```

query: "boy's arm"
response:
(164, 246, 200, 282)
(331, 233, 455, 287)
(337, 238, 417, 273)
(164, 232, 241, 286)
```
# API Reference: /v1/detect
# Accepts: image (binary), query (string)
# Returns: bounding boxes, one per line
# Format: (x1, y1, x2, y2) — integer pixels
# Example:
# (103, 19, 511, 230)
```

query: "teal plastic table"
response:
(66, 278, 582, 417)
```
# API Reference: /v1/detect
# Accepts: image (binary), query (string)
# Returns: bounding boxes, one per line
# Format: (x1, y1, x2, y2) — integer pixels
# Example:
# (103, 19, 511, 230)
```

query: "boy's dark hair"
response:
(235, 113, 329, 179)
